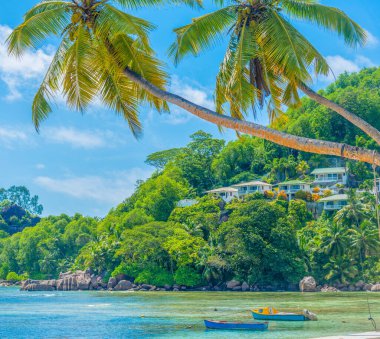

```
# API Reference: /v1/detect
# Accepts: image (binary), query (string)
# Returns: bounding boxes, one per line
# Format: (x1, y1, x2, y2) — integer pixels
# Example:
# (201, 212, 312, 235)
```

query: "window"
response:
(292, 185, 300, 190)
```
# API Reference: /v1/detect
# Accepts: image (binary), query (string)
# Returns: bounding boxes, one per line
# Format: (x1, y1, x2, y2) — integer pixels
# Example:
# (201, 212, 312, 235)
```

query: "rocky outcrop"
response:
(113, 280, 133, 291)
(321, 285, 340, 292)
(241, 282, 249, 292)
(226, 280, 240, 289)
(299, 276, 317, 292)
(371, 283, 380, 292)
(21, 270, 102, 291)
(107, 277, 117, 289)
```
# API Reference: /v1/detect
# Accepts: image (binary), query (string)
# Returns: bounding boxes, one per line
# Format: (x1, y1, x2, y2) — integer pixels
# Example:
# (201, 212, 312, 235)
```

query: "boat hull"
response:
(204, 320, 268, 330)
(252, 311, 307, 321)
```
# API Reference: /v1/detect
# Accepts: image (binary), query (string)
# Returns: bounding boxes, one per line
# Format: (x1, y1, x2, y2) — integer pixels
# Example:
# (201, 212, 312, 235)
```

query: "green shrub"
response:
(134, 266, 174, 286)
(6, 272, 26, 281)
(174, 266, 203, 287)
(111, 263, 140, 279)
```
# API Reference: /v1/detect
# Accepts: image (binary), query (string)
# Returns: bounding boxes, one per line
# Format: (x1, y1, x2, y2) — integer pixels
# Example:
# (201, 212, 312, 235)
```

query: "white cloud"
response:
(35, 163, 46, 170)
(364, 29, 379, 47)
(41, 127, 125, 149)
(0, 126, 30, 148)
(0, 25, 53, 101)
(321, 55, 376, 83)
(154, 76, 214, 125)
(34, 168, 153, 204)
(171, 76, 214, 109)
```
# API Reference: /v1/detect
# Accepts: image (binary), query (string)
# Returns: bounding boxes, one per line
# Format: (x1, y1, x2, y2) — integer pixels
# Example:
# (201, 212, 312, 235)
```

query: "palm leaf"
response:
(62, 25, 98, 111)
(7, 4, 71, 56)
(32, 37, 71, 130)
(169, 6, 237, 65)
(94, 43, 142, 136)
(112, 0, 202, 9)
(282, 0, 366, 47)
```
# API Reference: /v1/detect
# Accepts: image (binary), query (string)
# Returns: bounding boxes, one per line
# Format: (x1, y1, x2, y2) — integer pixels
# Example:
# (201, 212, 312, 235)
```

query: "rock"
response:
(21, 279, 56, 291)
(348, 285, 356, 292)
(241, 282, 249, 292)
(141, 284, 153, 290)
(173, 288, 179, 292)
(299, 276, 317, 292)
(181, 286, 186, 291)
(114, 280, 133, 291)
(321, 285, 340, 292)
(173, 284, 180, 290)
(371, 284, 380, 292)
(355, 281, 365, 289)
(164, 285, 172, 291)
(364, 284, 373, 291)
(232, 286, 242, 291)
(226, 280, 240, 289)
(107, 277, 117, 289)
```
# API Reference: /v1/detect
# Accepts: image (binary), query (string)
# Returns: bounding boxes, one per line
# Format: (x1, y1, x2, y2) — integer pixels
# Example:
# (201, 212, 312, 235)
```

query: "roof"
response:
(206, 187, 238, 194)
(278, 180, 310, 186)
(232, 180, 272, 187)
(319, 194, 348, 202)
(311, 167, 346, 175)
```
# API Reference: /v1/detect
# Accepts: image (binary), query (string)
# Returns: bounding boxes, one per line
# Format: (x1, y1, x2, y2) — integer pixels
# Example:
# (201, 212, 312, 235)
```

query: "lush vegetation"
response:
(0, 70, 379, 287)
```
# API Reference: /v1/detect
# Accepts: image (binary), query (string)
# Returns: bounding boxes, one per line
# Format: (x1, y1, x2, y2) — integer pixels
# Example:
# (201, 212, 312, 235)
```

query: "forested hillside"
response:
(0, 69, 379, 288)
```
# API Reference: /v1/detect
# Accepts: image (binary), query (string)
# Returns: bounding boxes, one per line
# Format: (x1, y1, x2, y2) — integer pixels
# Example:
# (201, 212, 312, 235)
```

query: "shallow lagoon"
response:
(0, 287, 379, 338)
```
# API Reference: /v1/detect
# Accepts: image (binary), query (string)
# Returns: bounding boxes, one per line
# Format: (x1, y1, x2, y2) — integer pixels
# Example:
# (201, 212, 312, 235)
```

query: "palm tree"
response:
(324, 256, 358, 284)
(8, 1, 380, 167)
(170, 0, 380, 145)
(320, 221, 348, 258)
(334, 190, 371, 227)
(349, 220, 379, 266)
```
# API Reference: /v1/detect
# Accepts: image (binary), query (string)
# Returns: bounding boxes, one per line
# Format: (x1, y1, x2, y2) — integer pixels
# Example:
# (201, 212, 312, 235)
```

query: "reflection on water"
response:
(0, 287, 379, 338)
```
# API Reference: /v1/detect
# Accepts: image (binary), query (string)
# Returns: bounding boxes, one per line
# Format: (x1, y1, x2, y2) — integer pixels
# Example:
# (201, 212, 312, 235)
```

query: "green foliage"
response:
(134, 266, 174, 286)
(174, 266, 203, 287)
(6, 271, 27, 281)
(0, 186, 43, 215)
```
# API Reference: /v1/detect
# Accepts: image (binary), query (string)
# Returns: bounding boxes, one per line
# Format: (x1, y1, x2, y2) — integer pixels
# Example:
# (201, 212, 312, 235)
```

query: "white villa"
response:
(205, 187, 239, 203)
(232, 181, 272, 197)
(311, 167, 347, 185)
(278, 180, 311, 200)
(319, 194, 348, 211)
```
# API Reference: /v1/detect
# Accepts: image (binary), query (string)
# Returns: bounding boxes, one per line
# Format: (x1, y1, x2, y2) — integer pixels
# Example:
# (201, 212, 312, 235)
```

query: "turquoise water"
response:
(0, 287, 379, 338)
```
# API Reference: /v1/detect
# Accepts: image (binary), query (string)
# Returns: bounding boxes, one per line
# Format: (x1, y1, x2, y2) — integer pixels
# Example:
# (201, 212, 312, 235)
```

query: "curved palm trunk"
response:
(298, 82, 380, 146)
(124, 68, 380, 166)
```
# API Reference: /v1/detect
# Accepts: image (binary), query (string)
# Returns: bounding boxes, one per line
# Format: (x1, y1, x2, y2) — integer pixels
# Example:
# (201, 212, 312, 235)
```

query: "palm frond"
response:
(32, 38, 71, 130)
(62, 25, 98, 111)
(24, 1, 71, 20)
(95, 4, 154, 51)
(110, 33, 169, 113)
(94, 43, 142, 137)
(282, 0, 366, 47)
(112, 0, 202, 10)
(7, 4, 71, 56)
(168, 6, 237, 65)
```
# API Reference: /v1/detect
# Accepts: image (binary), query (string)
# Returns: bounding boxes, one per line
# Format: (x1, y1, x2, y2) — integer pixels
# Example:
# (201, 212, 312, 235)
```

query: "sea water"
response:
(0, 287, 379, 338)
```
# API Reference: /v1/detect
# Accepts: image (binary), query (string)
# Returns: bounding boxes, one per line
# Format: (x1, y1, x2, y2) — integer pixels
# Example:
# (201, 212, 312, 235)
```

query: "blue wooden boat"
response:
(204, 319, 268, 330)
(252, 307, 317, 321)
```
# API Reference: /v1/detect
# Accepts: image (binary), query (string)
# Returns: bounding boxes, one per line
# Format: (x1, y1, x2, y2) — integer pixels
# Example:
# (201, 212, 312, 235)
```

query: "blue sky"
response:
(0, 1, 379, 216)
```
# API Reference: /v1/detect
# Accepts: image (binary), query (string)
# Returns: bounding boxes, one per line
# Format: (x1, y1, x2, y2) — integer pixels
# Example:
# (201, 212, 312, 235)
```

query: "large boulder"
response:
(107, 277, 117, 289)
(371, 284, 380, 292)
(21, 279, 56, 291)
(241, 282, 249, 292)
(226, 280, 240, 289)
(299, 276, 317, 292)
(57, 270, 92, 291)
(114, 280, 133, 291)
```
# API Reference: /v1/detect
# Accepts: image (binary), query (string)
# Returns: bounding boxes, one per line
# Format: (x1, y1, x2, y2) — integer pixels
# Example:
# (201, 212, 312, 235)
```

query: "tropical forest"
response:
(1, 68, 379, 290)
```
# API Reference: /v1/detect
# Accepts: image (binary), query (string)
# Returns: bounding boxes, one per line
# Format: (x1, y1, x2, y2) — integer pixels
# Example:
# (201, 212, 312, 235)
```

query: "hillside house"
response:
(232, 180, 272, 197)
(319, 194, 348, 211)
(206, 187, 239, 203)
(311, 167, 347, 186)
(277, 180, 311, 200)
